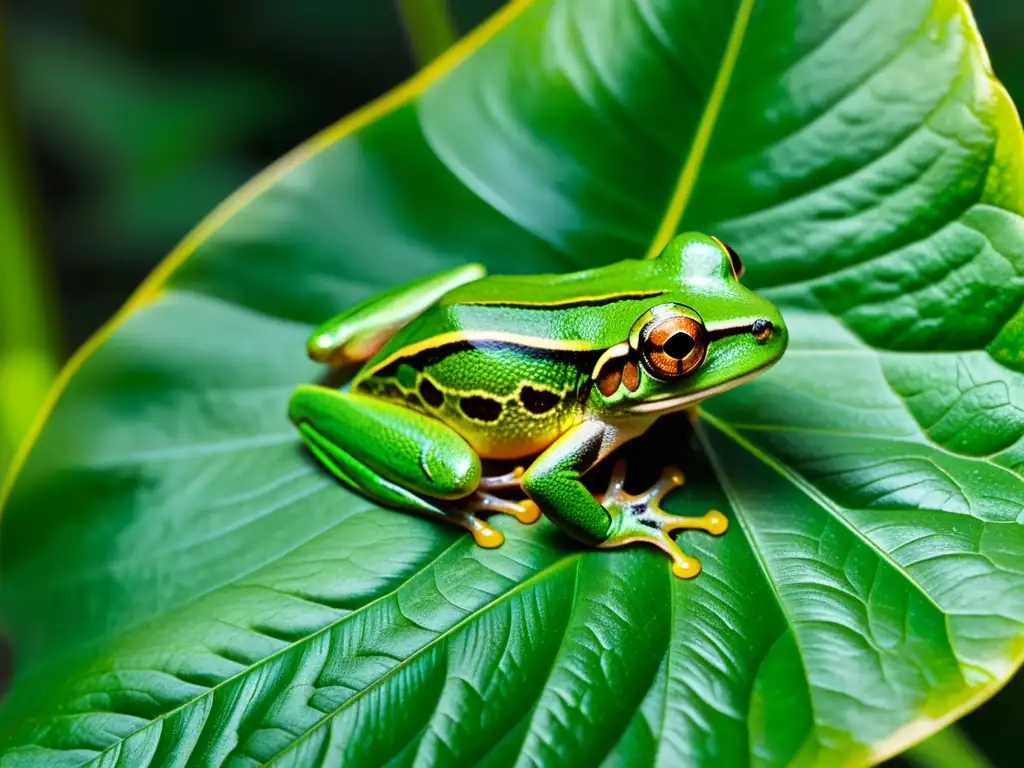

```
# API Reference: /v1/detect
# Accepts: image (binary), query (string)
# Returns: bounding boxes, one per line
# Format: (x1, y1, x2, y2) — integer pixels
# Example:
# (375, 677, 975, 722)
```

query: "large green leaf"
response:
(2, 0, 1023, 765)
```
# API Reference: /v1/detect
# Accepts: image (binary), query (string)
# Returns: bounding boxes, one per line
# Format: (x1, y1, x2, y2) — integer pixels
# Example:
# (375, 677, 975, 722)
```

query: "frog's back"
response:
(348, 259, 675, 459)
(366, 259, 670, 363)
(349, 266, 623, 458)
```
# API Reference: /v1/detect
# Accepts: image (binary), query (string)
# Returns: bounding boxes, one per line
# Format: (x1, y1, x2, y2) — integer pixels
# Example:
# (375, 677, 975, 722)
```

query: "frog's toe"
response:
(663, 508, 728, 536)
(477, 466, 526, 491)
(669, 553, 702, 579)
(471, 526, 505, 549)
(513, 499, 542, 525)
(597, 459, 728, 579)
(454, 489, 541, 526)
(451, 510, 505, 548)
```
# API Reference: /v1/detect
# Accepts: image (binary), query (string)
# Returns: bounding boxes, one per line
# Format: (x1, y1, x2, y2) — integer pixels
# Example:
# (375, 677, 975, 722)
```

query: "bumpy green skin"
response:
(288, 232, 788, 562)
(520, 420, 611, 545)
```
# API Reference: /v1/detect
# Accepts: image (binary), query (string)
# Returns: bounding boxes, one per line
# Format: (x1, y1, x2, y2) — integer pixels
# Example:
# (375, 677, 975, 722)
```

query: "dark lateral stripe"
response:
(458, 290, 664, 310)
(372, 339, 600, 378)
(707, 322, 755, 342)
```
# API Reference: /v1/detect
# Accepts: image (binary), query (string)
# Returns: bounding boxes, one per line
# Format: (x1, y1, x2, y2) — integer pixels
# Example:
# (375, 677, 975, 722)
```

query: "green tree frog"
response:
(289, 232, 787, 577)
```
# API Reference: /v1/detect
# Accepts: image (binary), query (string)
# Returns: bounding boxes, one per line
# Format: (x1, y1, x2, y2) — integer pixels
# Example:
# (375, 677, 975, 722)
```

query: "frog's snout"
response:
(754, 310, 789, 366)
(752, 314, 787, 346)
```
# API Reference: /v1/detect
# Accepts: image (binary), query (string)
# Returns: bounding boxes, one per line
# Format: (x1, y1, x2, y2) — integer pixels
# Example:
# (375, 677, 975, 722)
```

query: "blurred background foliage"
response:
(0, 1, 1020, 766)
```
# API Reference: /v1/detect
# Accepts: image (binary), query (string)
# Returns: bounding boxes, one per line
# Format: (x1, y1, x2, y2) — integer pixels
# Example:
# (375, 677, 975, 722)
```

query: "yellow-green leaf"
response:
(2, 1, 1022, 766)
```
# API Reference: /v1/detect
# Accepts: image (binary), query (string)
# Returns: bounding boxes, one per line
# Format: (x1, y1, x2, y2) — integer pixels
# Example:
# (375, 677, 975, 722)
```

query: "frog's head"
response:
(592, 232, 788, 418)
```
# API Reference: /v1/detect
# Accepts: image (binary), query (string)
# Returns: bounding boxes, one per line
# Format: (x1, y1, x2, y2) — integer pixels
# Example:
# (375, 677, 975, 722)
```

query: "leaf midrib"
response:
(695, 412, 980, 762)
(698, 419, 820, 765)
(643, 0, 755, 259)
(698, 412, 970, 672)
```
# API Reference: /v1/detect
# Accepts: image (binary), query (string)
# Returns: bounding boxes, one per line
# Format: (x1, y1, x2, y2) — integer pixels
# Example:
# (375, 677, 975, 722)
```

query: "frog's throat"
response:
(624, 361, 776, 416)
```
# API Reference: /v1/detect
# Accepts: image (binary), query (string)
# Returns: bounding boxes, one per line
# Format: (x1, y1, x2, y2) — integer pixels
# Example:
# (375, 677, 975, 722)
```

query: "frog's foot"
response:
(468, 466, 541, 525)
(596, 460, 728, 579)
(454, 484, 541, 526)
(449, 509, 505, 549)
(477, 466, 526, 491)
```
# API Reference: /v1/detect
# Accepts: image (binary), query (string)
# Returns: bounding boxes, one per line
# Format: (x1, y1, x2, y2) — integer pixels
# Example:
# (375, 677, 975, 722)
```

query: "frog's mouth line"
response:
(624, 360, 777, 416)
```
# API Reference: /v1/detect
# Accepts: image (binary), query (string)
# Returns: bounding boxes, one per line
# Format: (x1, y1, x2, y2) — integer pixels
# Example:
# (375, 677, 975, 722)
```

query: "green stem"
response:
(395, 0, 458, 69)
(903, 725, 992, 768)
(0, 19, 60, 470)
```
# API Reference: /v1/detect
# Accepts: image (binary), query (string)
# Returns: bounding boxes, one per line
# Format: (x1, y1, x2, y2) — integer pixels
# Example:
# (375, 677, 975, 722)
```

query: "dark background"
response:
(1, 1, 1021, 765)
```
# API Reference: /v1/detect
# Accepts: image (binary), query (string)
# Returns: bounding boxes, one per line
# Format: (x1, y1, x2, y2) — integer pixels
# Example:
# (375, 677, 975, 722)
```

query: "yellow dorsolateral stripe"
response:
(644, 0, 755, 260)
(459, 289, 664, 308)
(357, 331, 595, 381)
(0, 0, 538, 512)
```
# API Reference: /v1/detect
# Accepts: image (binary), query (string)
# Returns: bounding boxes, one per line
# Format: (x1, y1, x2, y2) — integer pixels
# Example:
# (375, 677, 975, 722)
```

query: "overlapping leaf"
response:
(1, 1, 1022, 766)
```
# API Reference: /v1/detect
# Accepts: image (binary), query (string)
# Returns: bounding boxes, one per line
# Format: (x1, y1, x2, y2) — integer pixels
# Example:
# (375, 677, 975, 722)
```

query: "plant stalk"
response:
(395, 0, 458, 69)
(0, 18, 60, 472)
(903, 725, 992, 768)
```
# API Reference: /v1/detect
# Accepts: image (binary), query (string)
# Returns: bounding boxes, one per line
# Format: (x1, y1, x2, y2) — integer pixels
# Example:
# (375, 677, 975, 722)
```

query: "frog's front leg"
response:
(306, 263, 486, 366)
(289, 385, 537, 547)
(521, 420, 728, 578)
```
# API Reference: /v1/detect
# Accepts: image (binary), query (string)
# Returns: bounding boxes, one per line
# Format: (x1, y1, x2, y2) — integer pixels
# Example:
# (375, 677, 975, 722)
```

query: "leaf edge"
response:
(0, 0, 540, 516)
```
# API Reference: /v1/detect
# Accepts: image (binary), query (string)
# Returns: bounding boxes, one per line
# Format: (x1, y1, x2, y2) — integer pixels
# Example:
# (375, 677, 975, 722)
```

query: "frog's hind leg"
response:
(306, 263, 486, 366)
(290, 384, 521, 546)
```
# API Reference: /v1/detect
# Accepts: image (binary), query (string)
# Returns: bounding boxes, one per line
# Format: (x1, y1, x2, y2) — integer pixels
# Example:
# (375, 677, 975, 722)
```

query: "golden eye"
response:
(640, 315, 707, 378)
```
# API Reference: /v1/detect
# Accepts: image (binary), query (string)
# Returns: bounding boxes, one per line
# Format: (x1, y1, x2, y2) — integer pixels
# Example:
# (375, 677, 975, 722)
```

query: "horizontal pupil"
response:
(662, 332, 695, 359)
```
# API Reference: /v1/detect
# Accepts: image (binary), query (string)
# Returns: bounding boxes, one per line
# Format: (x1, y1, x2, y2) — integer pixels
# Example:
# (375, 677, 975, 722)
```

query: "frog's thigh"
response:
(289, 385, 482, 510)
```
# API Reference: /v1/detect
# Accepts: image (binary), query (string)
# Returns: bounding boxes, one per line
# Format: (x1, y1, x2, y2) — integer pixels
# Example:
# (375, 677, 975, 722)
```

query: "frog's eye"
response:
(710, 235, 744, 280)
(722, 242, 744, 280)
(640, 314, 707, 378)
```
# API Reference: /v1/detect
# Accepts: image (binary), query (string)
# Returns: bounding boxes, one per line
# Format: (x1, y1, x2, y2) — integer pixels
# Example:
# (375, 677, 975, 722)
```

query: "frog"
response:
(288, 231, 788, 578)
